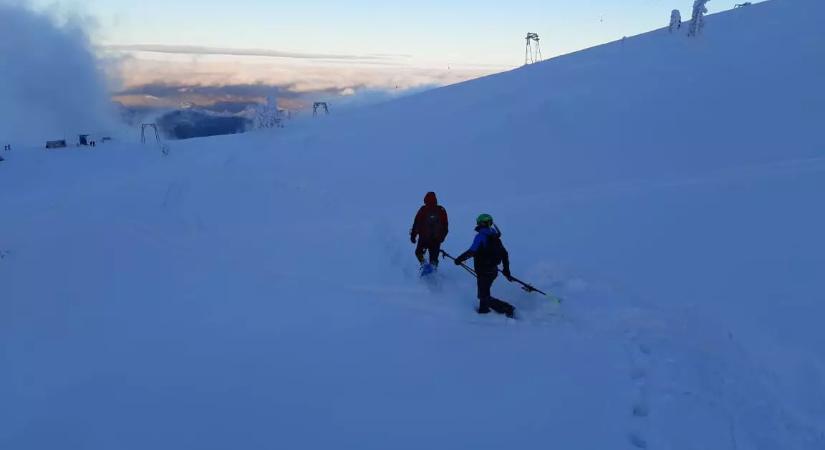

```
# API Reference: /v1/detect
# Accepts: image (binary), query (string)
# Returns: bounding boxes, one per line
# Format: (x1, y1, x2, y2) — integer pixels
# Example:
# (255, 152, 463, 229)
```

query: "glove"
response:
(502, 268, 513, 281)
(410, 235, 417, 244)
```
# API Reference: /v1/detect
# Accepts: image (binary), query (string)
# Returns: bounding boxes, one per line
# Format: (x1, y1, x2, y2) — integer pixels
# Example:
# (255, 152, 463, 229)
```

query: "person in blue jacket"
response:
(454, 214, 516, 318)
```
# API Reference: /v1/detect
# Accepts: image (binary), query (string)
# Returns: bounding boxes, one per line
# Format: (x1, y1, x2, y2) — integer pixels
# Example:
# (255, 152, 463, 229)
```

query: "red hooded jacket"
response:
(411, 192, 449, 243)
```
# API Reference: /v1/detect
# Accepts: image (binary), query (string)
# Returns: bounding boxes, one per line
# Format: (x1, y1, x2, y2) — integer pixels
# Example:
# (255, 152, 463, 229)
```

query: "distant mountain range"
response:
(156, 109, 250, 140)
(118, 103, 254, 140)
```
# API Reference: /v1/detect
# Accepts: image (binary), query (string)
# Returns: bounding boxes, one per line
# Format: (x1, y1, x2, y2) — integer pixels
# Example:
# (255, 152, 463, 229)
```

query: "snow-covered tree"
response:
(254, 96, 282, 129)
(688, 0, 710, 37)
(669, 9, 682, 33)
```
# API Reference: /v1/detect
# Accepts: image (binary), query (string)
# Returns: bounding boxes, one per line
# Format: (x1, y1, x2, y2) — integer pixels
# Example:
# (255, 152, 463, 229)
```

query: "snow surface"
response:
(2, 0, 825, 448)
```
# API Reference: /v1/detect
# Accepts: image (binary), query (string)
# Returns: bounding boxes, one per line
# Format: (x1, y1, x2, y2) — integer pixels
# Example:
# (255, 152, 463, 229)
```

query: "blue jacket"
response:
(457, 225, 509, 275)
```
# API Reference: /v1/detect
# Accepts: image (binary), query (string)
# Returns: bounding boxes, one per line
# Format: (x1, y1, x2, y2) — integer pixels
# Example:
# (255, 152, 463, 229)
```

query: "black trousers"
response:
(415, 240, 441, 265)
(477, 273, 515, 316)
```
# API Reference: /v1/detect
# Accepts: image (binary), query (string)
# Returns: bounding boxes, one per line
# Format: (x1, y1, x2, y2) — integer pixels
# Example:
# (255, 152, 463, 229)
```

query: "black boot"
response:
(489, 297, 515, 318)
(477, 297, 491, 314)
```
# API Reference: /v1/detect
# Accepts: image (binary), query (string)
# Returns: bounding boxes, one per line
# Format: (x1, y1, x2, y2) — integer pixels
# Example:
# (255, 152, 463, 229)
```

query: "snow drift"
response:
(1, 0, 824, 449)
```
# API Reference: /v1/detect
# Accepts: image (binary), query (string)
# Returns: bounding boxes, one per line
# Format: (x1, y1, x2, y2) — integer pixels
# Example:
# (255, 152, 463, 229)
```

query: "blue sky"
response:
(21, 0, 751, 107)
(45, 0, 746, 65)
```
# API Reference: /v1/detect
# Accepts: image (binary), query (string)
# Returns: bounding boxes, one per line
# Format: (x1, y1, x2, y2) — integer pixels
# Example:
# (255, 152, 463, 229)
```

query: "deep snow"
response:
(2, 0, 825, 449)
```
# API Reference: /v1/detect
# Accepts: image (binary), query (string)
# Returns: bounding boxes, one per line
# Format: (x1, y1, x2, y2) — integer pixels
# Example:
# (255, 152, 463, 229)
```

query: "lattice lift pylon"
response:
(141, 123, 169, 155)
(141, 123, 161, 145)
(313, 102, 330, 117)
(525, 32, 542, 65)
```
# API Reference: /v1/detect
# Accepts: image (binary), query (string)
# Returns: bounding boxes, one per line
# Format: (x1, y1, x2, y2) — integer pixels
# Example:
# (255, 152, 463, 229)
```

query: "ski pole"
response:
(499, 270, 563, 303)
(498, 271, 548, 296)
(443, 251, 562, 303)
(440, 250, 478, 278)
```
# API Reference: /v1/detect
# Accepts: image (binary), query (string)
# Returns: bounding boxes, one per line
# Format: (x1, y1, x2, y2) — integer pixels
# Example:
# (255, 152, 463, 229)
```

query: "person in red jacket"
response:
(410, 192, 449, 268)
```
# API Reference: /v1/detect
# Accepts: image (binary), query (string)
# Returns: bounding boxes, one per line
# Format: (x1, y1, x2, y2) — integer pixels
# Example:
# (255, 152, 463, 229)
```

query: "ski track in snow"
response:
(356, 232, 825, 450)
(369, 199, 825, 449)
(5, 145, 825, 449)
(350, 260, 825, 449)
(606, 307, 825, 450)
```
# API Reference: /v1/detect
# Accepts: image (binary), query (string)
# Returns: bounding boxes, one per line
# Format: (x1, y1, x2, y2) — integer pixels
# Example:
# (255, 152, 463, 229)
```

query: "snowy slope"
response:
(2, 0, 825, 449)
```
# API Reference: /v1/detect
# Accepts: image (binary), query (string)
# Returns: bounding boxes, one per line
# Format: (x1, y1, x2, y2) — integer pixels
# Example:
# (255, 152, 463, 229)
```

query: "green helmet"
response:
(476, 213, 494, 226)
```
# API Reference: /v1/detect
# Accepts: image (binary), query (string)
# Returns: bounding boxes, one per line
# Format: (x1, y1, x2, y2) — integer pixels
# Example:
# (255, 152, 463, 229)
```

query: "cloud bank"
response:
(108, 51, 494, 112)
(104, 44, 405, 62)
(0, 2, 118, 144)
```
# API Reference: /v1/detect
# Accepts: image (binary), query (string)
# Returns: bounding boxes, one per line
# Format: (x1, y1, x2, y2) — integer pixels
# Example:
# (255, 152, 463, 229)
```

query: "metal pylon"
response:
(525, 32, 542, 65)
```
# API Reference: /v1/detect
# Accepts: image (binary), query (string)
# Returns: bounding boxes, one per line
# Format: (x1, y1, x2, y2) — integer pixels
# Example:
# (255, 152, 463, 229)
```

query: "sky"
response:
(18, 0, 754, 110)
(43, 0, 746, 64)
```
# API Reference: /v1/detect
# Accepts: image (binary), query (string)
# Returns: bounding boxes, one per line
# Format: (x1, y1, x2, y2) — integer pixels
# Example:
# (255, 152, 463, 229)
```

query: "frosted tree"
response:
(254, 96, 282, 129)
(669, 9, 682, 33)
(688, 0, 710, 37)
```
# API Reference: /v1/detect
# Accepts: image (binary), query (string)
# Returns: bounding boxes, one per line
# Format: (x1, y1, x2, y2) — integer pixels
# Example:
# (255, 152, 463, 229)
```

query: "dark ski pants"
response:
(415, 240, 441, 265)
(477, 273, 515, 317)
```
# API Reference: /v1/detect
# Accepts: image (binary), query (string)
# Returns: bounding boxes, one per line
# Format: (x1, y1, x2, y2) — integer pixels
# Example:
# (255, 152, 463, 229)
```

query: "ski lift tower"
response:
(141, 123, 161, 145)
(141, 123, 169, 155)
(313, 102, 330, 117)
(525, 32, 542, 65)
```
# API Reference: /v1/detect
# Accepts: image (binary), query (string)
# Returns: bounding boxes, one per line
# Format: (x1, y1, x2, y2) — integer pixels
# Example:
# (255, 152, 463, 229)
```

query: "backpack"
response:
(478, 229, 505, 267)
(421, 206, 445, 241)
